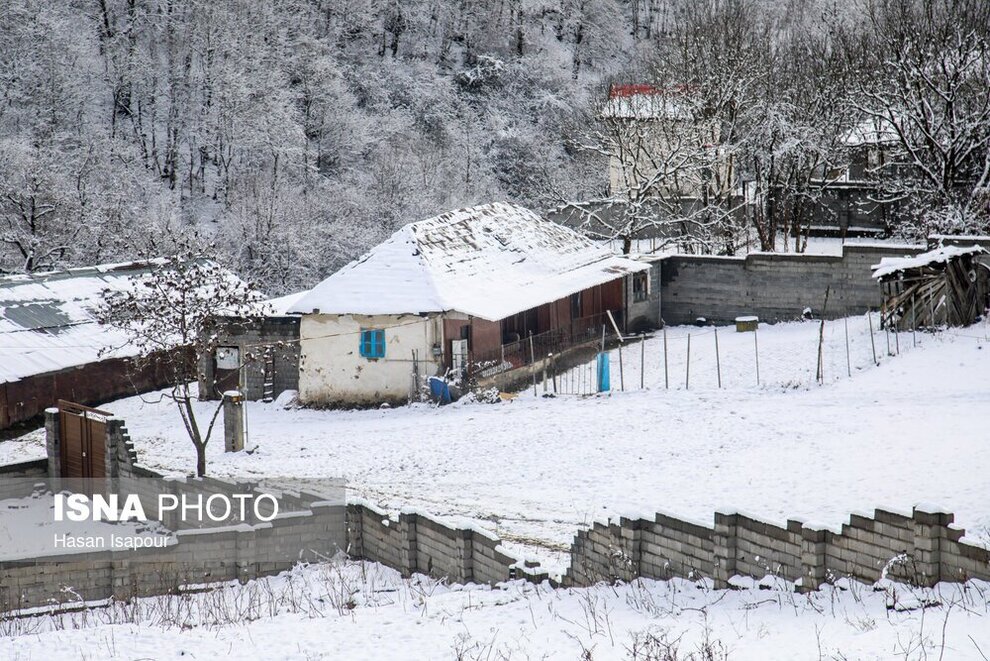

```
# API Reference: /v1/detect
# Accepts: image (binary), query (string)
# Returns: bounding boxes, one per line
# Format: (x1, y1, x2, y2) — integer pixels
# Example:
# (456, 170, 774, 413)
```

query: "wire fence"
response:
(526, 312, 990, 397)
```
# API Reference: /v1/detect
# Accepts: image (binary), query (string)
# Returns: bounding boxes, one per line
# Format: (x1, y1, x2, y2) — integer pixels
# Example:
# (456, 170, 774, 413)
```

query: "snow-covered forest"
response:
(1, 0, 988, 293)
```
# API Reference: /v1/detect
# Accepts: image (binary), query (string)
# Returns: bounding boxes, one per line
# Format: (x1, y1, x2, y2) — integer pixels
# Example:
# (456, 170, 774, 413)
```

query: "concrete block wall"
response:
(723, 512, 804, 583)
(346, 502, 549, 586)
(5, 418, 348, 612)
(640, 512, 715, 581)
(563, 506, 990, 591)
(657, 243, 926, 325)
(0, 459, 48, 500)
(198, 316, 300, 401)
(0, 495, 346, 612)
(824, 509, 918, 584)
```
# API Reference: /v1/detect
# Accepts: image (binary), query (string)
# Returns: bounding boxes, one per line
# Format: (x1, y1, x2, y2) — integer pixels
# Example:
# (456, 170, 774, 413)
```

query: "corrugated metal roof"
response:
(0, 260, 167, 382)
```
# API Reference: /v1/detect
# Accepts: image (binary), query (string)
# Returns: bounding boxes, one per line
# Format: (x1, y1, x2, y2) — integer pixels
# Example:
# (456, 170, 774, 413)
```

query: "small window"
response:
(633, 272, 650, 302)
(359, 329, 386, 358)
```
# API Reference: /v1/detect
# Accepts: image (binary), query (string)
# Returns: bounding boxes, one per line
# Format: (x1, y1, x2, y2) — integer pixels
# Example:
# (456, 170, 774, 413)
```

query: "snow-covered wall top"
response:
(291, 202, 648, 321)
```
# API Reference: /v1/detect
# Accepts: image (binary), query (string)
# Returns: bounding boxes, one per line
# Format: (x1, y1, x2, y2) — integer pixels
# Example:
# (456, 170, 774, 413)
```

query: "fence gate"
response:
(58, 400, 110, 479)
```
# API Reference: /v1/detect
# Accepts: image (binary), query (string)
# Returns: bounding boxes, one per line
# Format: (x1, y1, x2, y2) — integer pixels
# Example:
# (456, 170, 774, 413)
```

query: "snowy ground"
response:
(0, 491, 172, 561)
(2, 559, 989, 660)
(3, 317, 988, 575)
(2, 318, 989, 658)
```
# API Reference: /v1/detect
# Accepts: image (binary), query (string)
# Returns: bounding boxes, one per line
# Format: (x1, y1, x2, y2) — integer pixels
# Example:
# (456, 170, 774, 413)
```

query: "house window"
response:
(633, 272, 650, 302)
(359, 329, 386, 358)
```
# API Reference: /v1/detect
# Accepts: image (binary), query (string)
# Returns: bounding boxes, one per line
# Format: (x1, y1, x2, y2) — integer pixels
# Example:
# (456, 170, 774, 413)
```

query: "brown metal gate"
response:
(58, 400, 110, 479)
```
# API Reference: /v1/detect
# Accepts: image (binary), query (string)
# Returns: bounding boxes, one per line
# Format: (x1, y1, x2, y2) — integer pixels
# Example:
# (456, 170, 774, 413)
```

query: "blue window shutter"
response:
(376, 330, 386, 357)
(360, 330, 371, 357)
(360, 329, 385, 358)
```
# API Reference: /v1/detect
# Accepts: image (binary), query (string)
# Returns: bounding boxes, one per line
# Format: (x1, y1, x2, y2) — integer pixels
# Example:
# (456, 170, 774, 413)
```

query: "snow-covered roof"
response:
(871, 245, 988, 279)
(600, 84, 694, 121)
(844, 117, 900, 147)
(266, 291, 306, 316)
(0, 261, 173, 383)
(290, 202, 650, 321)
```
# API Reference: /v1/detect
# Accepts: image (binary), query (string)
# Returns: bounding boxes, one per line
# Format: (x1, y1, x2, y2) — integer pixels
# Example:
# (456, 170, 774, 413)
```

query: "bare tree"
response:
(98, 251, 263, 477)
(741, 13, 858, 253)
(855, 0, 990, 235)
(559, 85, 726, 254)
(0, 144, 82, 272)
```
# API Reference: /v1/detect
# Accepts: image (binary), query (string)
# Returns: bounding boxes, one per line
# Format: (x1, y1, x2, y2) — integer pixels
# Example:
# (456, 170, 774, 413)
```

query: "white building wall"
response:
(298, 313, 445, 406)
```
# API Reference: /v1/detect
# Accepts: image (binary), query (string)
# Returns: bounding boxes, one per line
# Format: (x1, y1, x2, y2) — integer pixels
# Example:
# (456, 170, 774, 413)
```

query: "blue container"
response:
(428, 376, 452, 404)
(596, 352, 610, 392)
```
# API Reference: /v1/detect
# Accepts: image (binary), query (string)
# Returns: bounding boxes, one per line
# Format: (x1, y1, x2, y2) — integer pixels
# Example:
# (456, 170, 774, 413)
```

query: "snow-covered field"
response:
(3, 317, 988, 572)
(2, 559, 990, 660)
(2, 317, 990, 658)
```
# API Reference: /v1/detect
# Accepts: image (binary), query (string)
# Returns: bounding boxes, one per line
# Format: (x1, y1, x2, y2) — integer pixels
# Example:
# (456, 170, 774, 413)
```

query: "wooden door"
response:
(58, 400, 109, 478)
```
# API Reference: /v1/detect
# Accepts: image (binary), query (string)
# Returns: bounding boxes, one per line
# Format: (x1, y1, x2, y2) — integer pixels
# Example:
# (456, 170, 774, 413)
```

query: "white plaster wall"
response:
(298, 313, 444, 405)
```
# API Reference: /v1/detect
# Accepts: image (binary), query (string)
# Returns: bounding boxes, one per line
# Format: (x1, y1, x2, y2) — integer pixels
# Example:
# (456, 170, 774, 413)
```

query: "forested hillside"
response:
(2, 0, 988, 292)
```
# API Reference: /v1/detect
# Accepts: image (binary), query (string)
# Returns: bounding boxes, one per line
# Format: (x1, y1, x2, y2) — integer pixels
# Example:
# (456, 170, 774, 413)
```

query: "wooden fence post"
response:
(714, 327, 722, 388)
(685, 333, 691, 390)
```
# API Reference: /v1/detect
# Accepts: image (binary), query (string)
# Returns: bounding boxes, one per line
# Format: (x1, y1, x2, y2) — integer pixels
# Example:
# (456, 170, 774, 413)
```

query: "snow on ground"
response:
(3, 318, 989, 574)
(0, 492, 172, 560)
(0, 428, 45, 465)
(2, 560, 989, 660)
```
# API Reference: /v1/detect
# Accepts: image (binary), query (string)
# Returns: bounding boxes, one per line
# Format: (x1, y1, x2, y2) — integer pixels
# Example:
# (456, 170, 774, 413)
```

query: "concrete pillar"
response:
(617, 517, 643, 582)
(713, 510, 738, 588)
(223, 391, 245, 452)
(44, 407, 60, 479)
(346, 504, 364, 559)
(399, 512, 418, 576)
(799, 524, 829, 593)
(105, 418, 125, 479)
(912, 506, 953, 587)
(455, 528, 474, 583)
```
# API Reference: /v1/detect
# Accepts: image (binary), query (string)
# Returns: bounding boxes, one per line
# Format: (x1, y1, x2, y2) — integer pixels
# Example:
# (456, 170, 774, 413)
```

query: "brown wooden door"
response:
(58, 401, 109, 478)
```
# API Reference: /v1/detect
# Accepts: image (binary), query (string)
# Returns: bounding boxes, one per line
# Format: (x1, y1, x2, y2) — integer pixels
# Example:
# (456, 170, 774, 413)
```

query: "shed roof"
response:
(290, 202, 649, 321)
(0, 261, 173, 383)
(871, 245, 988, 280)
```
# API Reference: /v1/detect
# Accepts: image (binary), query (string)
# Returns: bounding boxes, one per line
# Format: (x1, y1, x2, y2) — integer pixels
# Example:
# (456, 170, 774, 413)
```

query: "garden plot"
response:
(532, 314, 935, 396)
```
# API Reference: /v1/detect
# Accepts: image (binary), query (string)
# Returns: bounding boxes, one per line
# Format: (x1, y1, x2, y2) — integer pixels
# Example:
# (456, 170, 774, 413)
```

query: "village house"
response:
(773, 116, 903, 238)
(288, 202, 653, 406)
(0, 261, 182, 430)
(600, 83, 733, 204)
(549, 83, 743, 252)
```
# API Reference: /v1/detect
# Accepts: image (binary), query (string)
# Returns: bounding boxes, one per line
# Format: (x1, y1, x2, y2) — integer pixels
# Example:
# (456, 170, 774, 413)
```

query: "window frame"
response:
(359, 328, 386, 359)
(632, 272, 650, 302)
